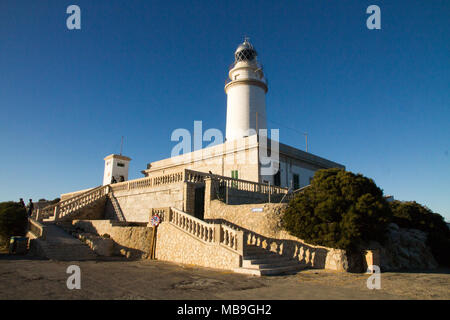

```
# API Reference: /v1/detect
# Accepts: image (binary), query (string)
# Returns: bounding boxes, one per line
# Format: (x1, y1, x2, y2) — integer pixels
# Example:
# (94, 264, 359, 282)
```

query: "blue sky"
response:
(0, 1, 449, 220)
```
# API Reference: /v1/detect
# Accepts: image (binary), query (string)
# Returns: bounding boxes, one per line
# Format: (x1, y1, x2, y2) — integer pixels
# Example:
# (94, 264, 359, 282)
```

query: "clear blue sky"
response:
(1, 1, 449, 220)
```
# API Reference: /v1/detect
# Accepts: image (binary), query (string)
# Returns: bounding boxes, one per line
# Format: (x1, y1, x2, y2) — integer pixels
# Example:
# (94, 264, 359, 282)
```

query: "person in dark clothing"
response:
(111, 176, 117, 184)
(119, 175, 125, 182)
(19, 198, 25, 208)
(27, 199, 33, 217)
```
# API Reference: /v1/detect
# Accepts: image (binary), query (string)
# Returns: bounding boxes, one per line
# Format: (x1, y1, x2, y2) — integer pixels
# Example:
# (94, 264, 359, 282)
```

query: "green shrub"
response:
(0, 201, 28, 246)
(282, 168, 391, 251)
(390, 201, 450, 267)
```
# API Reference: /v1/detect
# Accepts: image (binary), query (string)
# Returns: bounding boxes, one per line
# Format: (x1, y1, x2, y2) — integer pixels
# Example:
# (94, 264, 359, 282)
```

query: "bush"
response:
(282, 168, 391, 251)
(390, 201, 450, 267)
(0, 201, 28, 246)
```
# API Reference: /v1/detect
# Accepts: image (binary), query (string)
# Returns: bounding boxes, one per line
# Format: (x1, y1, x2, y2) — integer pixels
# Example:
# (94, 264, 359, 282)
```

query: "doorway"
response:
(194, 185, 205, 220)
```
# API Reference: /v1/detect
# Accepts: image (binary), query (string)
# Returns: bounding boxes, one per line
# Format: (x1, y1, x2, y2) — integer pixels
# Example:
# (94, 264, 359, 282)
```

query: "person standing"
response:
(27, 199, 34, 217)
(19, 198, 25, 208)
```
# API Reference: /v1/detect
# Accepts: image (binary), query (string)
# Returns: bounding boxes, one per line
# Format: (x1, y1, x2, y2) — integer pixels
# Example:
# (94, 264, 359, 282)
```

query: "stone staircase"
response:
(234, 245, 306, 276)
(30, 222, 97, 261)
(106, 193, 126, 221)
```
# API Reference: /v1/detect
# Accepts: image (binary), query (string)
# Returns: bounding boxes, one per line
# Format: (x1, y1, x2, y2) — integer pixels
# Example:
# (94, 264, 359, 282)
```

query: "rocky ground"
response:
(0, 251, 449, 300)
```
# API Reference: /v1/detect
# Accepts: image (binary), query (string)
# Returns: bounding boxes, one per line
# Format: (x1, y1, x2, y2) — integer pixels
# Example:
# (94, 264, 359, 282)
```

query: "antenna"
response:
(303, 133, 308, 152)
(120, 136, 124, 155)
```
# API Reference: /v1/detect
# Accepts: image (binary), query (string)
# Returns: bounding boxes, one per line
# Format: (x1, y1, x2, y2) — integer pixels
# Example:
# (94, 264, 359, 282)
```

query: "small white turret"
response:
(225, 38, 268, 141)
(103, 154, 131, 185)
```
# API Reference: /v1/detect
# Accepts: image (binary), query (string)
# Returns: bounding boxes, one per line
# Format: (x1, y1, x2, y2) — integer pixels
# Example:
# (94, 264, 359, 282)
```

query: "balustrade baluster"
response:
(224, 231, 229, 246)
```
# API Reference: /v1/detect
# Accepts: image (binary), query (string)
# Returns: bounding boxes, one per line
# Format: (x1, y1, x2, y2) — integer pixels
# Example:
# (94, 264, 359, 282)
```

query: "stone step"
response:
(243, 253, 280, 260)
(234, 263, 305, 276)
(242, 257, 296, 269)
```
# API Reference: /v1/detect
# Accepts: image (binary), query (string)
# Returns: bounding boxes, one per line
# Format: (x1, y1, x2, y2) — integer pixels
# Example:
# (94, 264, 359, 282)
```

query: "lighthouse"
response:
(225, 38, 268, 141)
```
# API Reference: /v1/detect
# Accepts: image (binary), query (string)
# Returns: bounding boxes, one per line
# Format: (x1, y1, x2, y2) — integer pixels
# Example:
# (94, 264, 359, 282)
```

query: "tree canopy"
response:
(282, 168, 392, 251)
(0, 201, 28, 246)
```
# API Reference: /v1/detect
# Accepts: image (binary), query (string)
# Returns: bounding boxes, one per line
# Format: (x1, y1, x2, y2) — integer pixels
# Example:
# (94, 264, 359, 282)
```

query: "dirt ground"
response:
(0, 252, 449, 300)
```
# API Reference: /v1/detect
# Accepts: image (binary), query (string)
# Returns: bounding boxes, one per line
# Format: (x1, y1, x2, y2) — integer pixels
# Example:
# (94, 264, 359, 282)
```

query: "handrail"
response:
(27, 218, 47, 240)
(184, 169, 289, 195)
(281, 185, 311, 203)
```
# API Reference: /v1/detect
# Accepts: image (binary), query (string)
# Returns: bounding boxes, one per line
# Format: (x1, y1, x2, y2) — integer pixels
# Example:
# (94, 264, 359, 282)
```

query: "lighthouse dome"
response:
(234, 39, 257, 62)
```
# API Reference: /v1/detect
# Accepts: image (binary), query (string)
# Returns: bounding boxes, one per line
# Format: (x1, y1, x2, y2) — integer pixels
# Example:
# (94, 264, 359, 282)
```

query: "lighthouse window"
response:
(117, 162, 125, 167)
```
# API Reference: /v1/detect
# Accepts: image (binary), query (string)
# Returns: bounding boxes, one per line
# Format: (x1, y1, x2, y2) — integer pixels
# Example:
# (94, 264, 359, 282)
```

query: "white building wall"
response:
(260, 157, 319, 189)
(103, 155, 131, 185)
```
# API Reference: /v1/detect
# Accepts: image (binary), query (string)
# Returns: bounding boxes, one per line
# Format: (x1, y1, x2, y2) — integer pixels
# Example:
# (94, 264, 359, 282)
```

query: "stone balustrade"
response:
(56, 186, 108, 220)
(37, 185, 108, 221)
(150, 207, 170, 223)
(168, 207, 243, 254)
(220, 224, 242, 253)
(184, 170, 209, 183)
(110, 171, 184, 192)
(169, 207, 216, 244)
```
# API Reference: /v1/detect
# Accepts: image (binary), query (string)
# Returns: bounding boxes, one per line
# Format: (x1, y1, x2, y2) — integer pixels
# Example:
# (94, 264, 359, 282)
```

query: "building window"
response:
(231, 170, 238, 188)
(293, 174, 299, 190)
(117, 162, 125, 167)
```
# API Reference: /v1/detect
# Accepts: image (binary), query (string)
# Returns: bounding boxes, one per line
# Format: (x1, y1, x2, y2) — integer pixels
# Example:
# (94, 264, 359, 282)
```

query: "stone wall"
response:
(205, 200, 287, 238)
(155, 221, 242, 270)
(223, 188, 285, 205)
(107, 182, 184, 222)
(72, 219, 154, 259)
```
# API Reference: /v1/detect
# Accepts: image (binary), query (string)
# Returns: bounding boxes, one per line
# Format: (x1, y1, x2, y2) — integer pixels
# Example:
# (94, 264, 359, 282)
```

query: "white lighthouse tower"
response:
(225, 38, 268, 141)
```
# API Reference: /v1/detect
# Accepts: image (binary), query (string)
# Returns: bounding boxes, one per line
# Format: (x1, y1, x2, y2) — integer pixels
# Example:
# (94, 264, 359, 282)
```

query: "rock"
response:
(325, 249, 349, 271)
(91, 237, 114, 256)
(379, 224, 438, 271)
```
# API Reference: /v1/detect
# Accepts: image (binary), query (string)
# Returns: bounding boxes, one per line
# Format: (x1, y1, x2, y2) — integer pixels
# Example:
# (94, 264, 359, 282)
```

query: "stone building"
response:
(142, 39, 344, 190)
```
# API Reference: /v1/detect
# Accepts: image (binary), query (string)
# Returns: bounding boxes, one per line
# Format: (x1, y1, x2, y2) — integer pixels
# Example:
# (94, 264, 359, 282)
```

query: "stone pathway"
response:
(1, 255, 449, 300)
